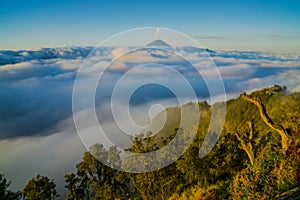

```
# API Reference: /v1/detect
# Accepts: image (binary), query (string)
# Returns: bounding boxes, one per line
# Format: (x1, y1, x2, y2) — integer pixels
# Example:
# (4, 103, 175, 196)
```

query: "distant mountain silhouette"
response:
(146, 39, 171, 47)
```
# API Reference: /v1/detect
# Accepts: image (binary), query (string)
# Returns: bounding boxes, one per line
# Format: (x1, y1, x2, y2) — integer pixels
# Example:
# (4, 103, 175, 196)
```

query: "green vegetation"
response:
(22, 175, 59, 200)
(0, 174, 19, 200)
(2, 85, 300, 199)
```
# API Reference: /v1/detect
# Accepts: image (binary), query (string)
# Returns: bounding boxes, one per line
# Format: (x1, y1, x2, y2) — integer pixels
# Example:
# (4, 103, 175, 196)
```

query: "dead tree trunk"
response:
(234, 121, 255, 165)
(241, 93, 290, 152)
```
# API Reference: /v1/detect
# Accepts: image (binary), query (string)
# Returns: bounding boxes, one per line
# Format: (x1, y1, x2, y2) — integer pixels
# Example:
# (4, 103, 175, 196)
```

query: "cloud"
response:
(0, 76, 74, 138)
(0, 46, 300, 197)
(54, 58, 83, 70)
(0, 46, 299, 139)
(0, 60, 76, 82)
(260, 60, 300, 68)
(199, 63, 255, 79)
(244, 69, 300, 92)
(0, 47, 299, 133)
(0, 46, 92, 66)
(0, 130, 85, 196)
(0, 61, 33, 71)
(111, 47, 130, 60)
(111, 48, 182, 63)
(0, 94, 182, 196)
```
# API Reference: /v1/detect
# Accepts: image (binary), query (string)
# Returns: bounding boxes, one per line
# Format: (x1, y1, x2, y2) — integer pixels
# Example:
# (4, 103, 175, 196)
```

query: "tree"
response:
(64, 173, 87, 200)
(22, 175, 59, 200)
(242, 92, 290, 152)
(0, 174, 19, 200)
(234, 121, 255, 165)
(65, 144, 132, 200)
(62, 86, 299, 199)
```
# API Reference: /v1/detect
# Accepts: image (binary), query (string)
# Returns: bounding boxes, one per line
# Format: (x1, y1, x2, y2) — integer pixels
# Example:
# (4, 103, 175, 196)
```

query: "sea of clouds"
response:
(0, 45, 299, 196)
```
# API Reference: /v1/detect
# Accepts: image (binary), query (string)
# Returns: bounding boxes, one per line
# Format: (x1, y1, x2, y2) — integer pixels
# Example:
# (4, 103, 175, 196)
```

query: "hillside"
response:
(146, 39, 171, 47)
(125, 85, 300, 199)
(134, 85, 299, 151)
(2, 85, 299, 199)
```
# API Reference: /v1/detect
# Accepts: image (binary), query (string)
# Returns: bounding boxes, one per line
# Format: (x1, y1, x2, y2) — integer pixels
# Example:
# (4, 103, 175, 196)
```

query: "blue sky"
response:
(1, 0, 300, 193)
(1, 0, 300, 52)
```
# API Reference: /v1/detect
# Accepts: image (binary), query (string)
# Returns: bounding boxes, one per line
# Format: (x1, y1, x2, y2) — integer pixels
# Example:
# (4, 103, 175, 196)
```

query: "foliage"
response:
(22, 174, 59, 200)
(64, 144, 133, 199)
(2, 85, 299, 199)
(66, 85, 300, 199)
(0, 174, 19, 200)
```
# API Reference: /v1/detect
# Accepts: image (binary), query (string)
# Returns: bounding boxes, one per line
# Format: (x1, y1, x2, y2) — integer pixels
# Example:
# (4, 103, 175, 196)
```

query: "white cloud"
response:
(238, 69, 300, 93)
(219, 64, 255, 78)
(198, 63, 255, 79)
(0, 131, 85, 196)
(54, 58, 83, 70)
(260, 60, 300, 68)
(0, 46, 300, 196)
(0, 61, 33, 71)
(111, 47, 130, 60)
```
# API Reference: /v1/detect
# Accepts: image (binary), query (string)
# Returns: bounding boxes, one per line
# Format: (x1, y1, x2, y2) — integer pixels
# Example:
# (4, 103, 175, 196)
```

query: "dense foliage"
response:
(22, 175, 59, 200)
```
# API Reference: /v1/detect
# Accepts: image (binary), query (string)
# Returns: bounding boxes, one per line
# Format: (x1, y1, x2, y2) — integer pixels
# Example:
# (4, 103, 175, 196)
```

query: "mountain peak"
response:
(146, 39, 171, 47)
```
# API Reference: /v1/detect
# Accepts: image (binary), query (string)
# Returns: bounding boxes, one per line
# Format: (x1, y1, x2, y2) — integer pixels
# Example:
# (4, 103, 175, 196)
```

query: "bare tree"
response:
(234, 121, 255, 165)
(242, 93, 290, 152)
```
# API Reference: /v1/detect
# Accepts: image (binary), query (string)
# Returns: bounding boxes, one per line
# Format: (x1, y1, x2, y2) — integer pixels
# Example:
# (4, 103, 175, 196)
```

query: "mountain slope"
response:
(146, 39, 171, 47)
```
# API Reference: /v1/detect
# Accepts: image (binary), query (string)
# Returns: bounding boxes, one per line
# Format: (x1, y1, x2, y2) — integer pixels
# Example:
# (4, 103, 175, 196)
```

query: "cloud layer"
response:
(1, 46, 299, 138)
(0, 46, 300, 195)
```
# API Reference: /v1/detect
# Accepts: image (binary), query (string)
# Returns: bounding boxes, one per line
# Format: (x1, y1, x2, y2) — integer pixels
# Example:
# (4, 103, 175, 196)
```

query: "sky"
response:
(1, 0, 300, 52)
(1, 1, 300, 198)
